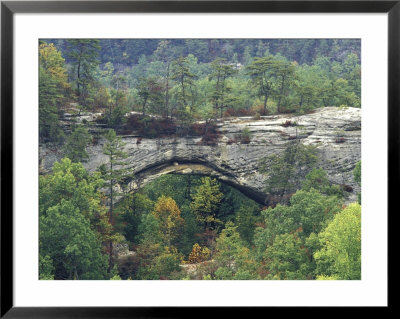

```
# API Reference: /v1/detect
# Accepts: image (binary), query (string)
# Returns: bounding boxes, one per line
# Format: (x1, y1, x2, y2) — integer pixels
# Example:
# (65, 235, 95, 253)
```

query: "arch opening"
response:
(120, 160, 268, 205)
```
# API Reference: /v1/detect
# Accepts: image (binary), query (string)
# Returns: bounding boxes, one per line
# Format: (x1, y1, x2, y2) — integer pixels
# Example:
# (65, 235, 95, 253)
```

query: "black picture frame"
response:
(1, 0, 394, 317)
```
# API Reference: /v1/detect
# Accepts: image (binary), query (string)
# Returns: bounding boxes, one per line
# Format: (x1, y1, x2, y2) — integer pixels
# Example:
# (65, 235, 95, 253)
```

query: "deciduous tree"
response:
(152, 196, 184, 246)
(314, 203, 361, 280)
(39, 42, 69, 143)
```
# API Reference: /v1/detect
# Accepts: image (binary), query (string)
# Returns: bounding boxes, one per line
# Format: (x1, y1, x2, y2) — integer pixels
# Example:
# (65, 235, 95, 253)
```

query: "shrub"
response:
(121, 114, 177, 138)
(279, 106, 297, 114)
(281, 120, 297, 127)
(342, 184, 353, 192)
(189, 122, 220, 145)
(223, 108, 255, 117)
(238, 126, 252, 144)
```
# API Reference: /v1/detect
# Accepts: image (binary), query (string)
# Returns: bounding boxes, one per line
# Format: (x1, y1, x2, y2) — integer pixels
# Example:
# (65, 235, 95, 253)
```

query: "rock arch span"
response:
(39, 107, 361, 204)
(125, 160, 269, 204)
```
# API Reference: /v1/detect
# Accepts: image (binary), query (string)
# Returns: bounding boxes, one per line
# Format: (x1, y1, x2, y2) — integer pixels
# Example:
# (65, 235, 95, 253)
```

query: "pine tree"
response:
(246, 56, 278, 115)
(209, 58, 237, 118)
(63, 125, 92, 162)
(171, 56, 196, 119)
(102, 129, 130, 273)
(190, 177, 223, 230)
(65, 39, 100, 110)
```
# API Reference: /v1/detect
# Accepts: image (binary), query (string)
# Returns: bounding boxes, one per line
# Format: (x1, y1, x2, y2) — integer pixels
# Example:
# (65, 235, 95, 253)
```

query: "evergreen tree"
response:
(153, 40, 174, 118)
(171, 56, 197, 118)
(65, 39, 100, 109)
(190, 177, 223, 230)
(246, 56, 277, 115)
(260, 142, 318, 204)
(272, 58, 296, 112)
(209, 58, 238, 118)
(102, 129, 130, 273)
(63, 125, 92, 162)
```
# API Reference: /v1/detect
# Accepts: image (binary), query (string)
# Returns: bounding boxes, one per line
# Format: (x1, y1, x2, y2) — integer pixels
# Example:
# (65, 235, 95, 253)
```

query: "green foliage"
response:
(260, 142, 318, 204)
(263, 232, 312, 280)
(314, 203, 361, 280)
(102, 129, 130, 193)
(102, 129, 131, 272)
(137, 213, 162, 244)
(214, 222, 259, 279)
(151, 196, 184, 246)
(171, 56, 197, 120)
(246, 56, 278, 115)
(180, 208, 202, 257)
(316, 274, 340, 280)
(209, 58, 238, 118)
(39, 255, 54, 280)
(271, 58, 296, 112)
(137, 77, 164, 116)
(238, 126, 252, 144)
(142, 174, 200, 209)
(254, 188, 341, 258)
(47, 39, 361, 123)
(190, 177, 224, 230)
(39, 42, 68, 143)
(65, 39, 101, 108)
(117, 193, 154, 243)
(39, 157, 107, 229)
(40, 199, 108, 279)
(302, 168, 344, 198)
(110, 274, 122, 280)
(235, 205, 260, 245)
(39, 158, 112, 279)
(294, 64, 324, 111)
(39, 39, 361, 280)
(107, 103, 129, 130)
(63, 125, 92, 162)
(136, 246, 184, 280)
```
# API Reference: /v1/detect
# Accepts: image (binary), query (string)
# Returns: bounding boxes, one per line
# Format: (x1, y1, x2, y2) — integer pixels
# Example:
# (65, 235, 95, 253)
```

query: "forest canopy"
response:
(40, 38, 360, 144)
(39, 38, 361, 281)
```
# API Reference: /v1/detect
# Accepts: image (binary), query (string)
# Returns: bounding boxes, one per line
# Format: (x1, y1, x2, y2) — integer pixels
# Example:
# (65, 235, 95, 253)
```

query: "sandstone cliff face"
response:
(39, 107, 361, 204)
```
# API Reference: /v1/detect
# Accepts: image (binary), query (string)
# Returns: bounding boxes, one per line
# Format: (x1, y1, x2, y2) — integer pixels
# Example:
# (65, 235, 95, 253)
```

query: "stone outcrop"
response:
(39, 107, 361, 204)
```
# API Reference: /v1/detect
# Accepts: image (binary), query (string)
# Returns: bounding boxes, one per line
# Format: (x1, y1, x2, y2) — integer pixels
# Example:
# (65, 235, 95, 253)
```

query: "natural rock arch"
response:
(123, 160, 269, 205)
(40, 107, 361, 204)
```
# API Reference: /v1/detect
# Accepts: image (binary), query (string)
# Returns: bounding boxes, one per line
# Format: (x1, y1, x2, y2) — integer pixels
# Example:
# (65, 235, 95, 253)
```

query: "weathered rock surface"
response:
(39, 107, 361, 204)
